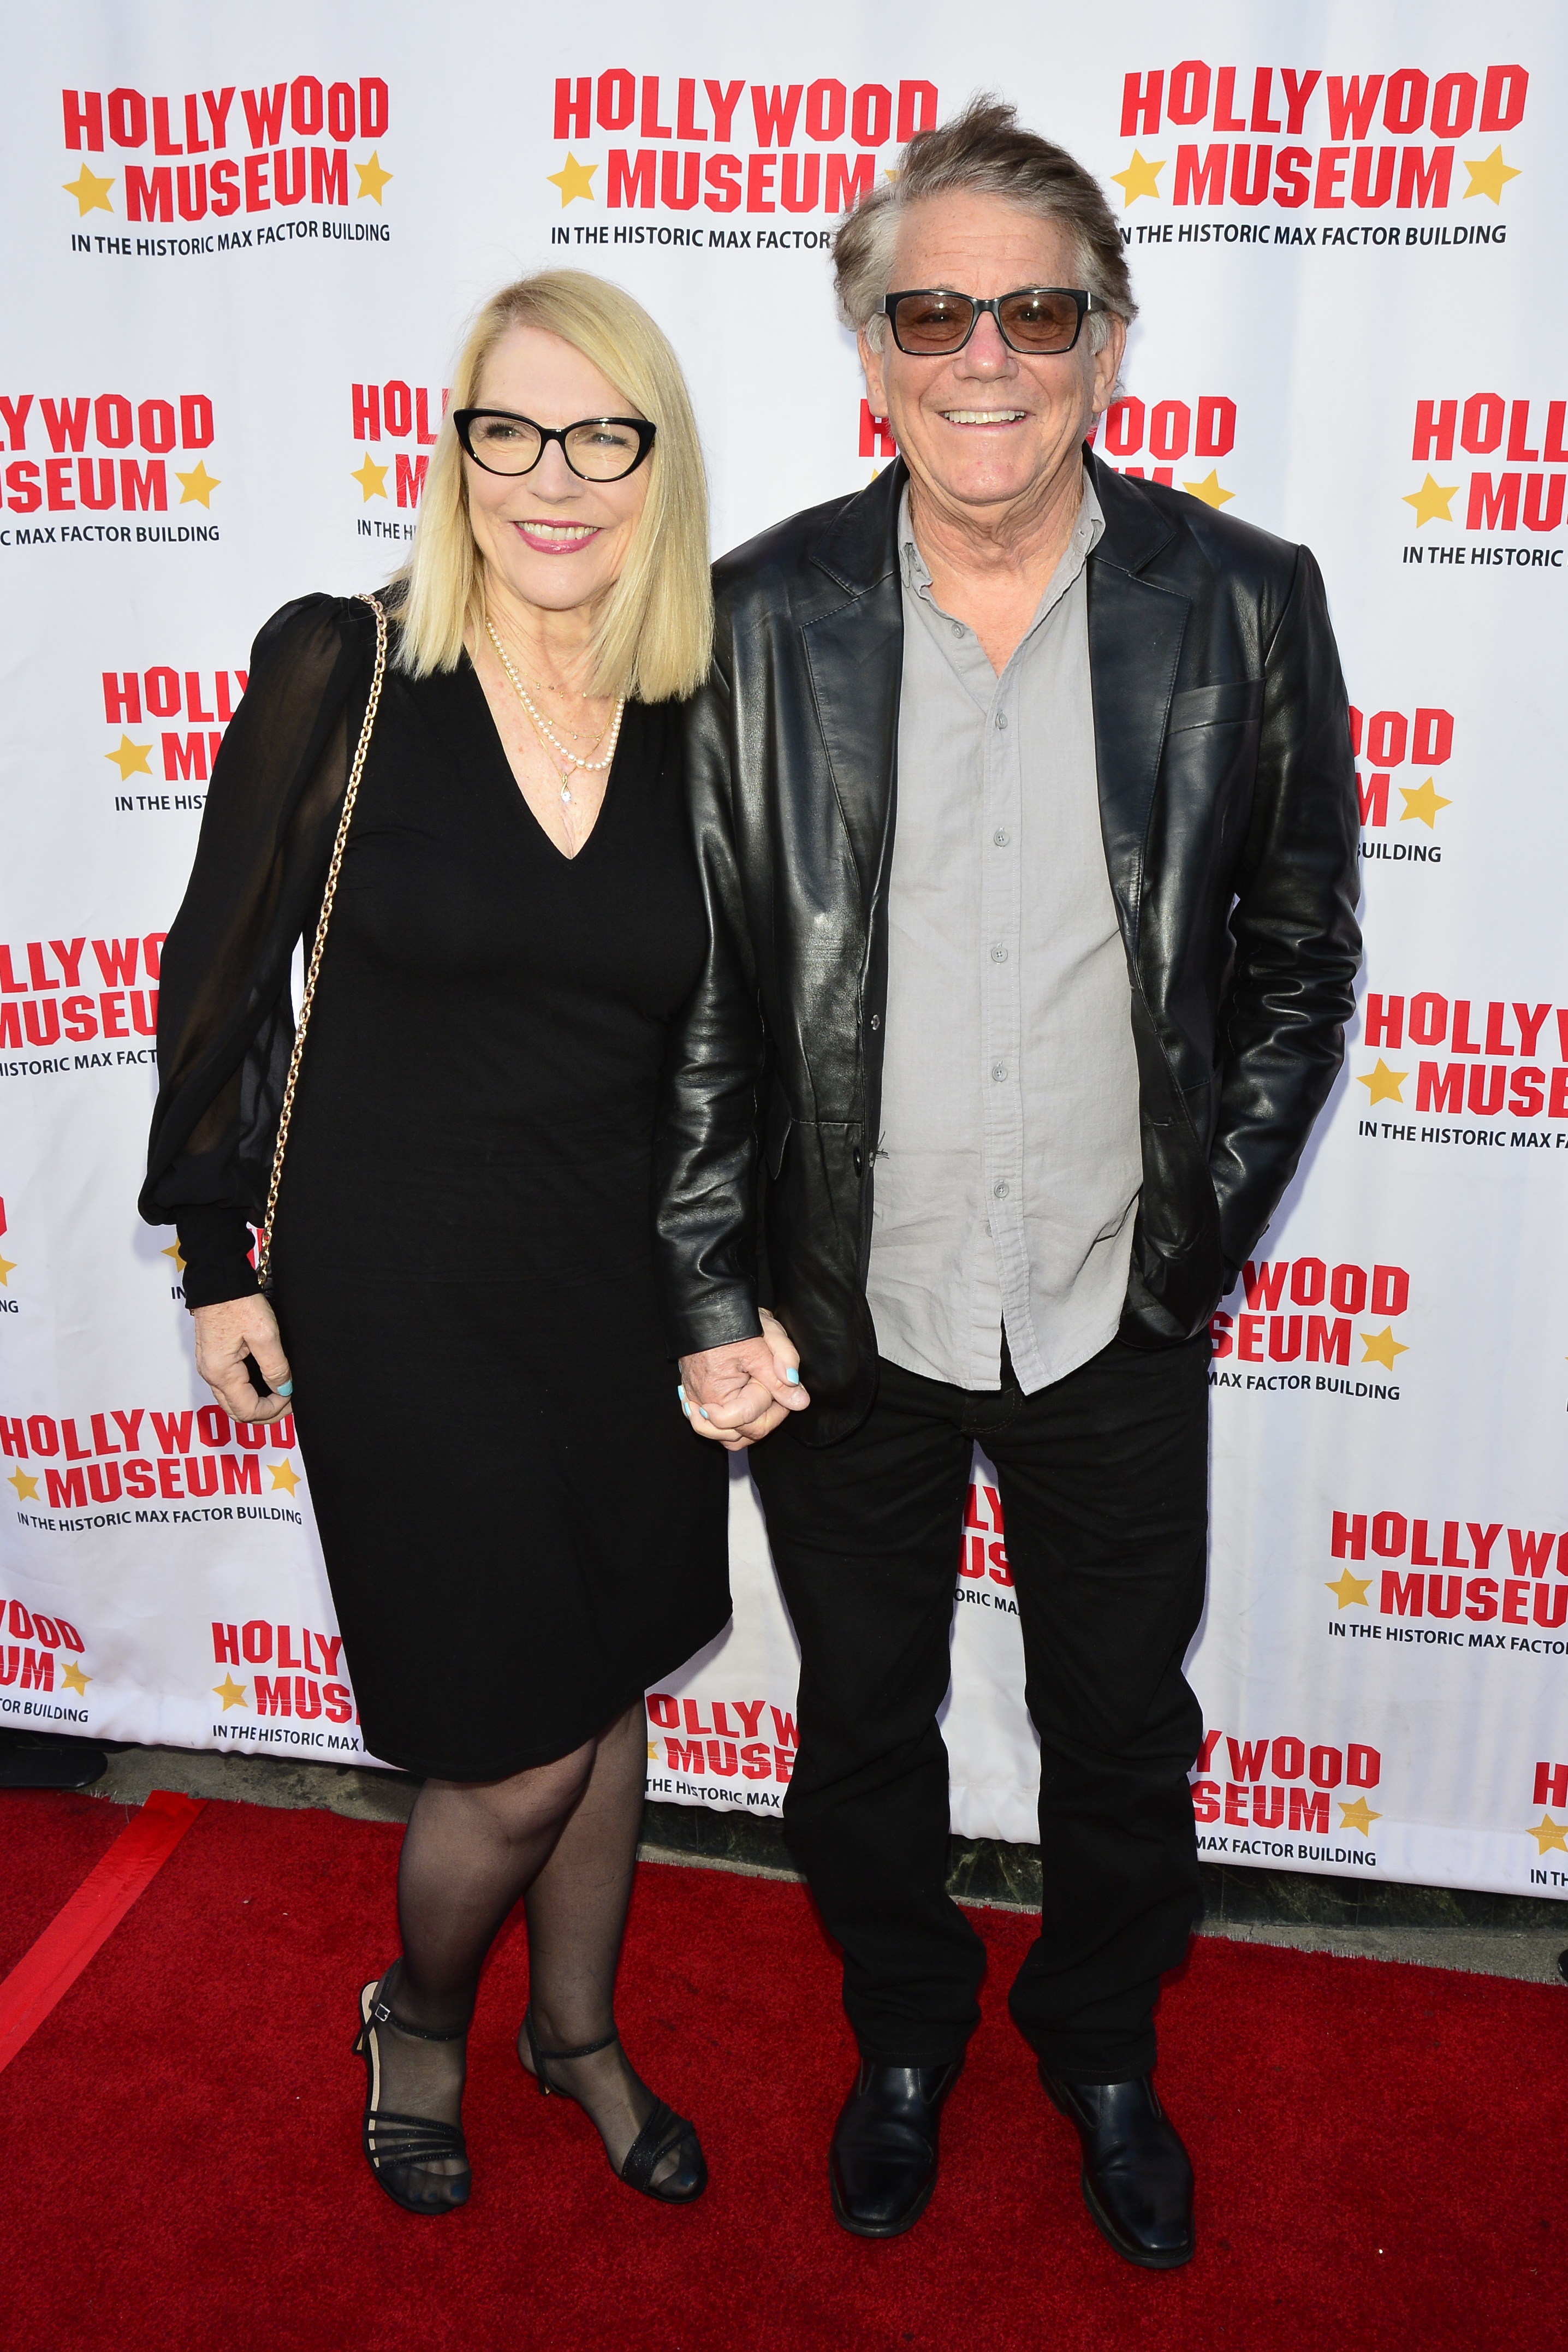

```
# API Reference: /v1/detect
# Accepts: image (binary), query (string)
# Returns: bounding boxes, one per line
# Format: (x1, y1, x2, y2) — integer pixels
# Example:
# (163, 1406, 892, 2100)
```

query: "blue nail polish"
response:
(699, 1406, 709, 1419)
(785, 1367, 799, 1385)
(276, 1379, 294, 1397)
(676, 1383, 687, 1399)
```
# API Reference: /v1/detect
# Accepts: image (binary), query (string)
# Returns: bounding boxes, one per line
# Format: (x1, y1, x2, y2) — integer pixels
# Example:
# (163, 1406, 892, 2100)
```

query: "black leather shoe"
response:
(829, 2059, 963, 2237)
(1041, 2070, 1195, 2269)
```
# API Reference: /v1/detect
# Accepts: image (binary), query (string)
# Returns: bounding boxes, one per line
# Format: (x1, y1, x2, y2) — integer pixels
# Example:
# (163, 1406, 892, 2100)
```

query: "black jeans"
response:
(750, 1333, 1210, 2082)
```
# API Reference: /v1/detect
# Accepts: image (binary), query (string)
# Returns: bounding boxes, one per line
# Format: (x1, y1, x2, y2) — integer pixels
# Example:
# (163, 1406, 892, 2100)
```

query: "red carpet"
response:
(1, 1791, 1564, 2352)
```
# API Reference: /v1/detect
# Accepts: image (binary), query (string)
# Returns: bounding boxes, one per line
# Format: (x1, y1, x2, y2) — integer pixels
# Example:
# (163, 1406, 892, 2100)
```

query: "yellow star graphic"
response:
(1400, 776, 1452, 829)
(647, 1739, 659, 1760)
(213, 1672, 248, 1712)
(0, 1251, 15, 1287)
(63, 163, 114, 216)
(1326, 1566, 1371, 1608)
(1339, 1796, 1381, 1837)
(1357, 1056, 1407, 1105)
(59, 1659, 91, 1697)
(1183, 469, 1234, 509)
(105, 733, 152, 782)
(547, 153, 597, 206)
(8, 1466, 39, 1501)
(1529, 1813, 1568, 1855)
(174, 460, 219, 508)
(1361, 1325, 1408, 1372)
(356, 151, 393, 204)
(1463, 146, 1520, 205)
(1111, 150, 1165, 206)
(352, 450, 388, 501)
(269, 1458, 300, 1494)
(1404, 472, 1458, 527)
(162, 1239, 186, 1270)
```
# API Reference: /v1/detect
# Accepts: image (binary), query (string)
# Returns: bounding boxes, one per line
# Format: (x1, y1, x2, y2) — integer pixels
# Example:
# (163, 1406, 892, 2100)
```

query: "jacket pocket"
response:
(1166, 678, 1264, 734)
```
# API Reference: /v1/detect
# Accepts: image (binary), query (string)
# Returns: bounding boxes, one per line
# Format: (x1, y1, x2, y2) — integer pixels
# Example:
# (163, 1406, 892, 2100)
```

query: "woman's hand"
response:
(678, 1306, 808, 1451)
(192, 1294, 293, 1424)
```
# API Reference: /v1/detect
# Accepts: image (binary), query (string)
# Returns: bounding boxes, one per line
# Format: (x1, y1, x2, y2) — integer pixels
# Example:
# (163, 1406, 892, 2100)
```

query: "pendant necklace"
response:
(485, 617, 625, 805)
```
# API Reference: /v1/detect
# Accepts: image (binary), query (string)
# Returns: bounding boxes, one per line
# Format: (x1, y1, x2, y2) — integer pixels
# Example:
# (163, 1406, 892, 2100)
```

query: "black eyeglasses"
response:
(881, 288, 1095, 357)
(453, 409, 657, 482)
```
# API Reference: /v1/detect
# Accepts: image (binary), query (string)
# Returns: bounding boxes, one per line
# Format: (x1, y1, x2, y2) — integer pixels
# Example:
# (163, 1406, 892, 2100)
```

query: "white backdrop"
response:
(3, 1, 1565, 1902)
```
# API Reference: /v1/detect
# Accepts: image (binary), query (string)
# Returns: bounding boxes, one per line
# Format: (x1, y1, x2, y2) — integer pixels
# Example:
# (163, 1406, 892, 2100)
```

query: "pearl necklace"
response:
(485, 618, 625, 804)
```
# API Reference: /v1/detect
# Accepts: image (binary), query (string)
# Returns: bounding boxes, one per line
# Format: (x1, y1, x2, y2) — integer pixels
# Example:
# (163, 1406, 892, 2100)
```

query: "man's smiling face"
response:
(859, 191, 1124, 526)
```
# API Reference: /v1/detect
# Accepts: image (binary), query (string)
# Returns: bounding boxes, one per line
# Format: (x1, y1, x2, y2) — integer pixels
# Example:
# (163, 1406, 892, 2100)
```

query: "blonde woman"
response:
(142, 274, 788, 2213)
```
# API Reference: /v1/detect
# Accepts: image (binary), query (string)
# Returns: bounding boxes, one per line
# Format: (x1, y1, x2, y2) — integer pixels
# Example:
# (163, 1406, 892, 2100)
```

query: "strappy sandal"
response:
(353, 1977, 471, 2214)
(521, 2004, 707, 2203)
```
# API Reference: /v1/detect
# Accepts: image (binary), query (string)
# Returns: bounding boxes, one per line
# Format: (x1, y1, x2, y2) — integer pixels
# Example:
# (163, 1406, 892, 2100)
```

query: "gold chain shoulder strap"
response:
(255, 591, 388, 1289)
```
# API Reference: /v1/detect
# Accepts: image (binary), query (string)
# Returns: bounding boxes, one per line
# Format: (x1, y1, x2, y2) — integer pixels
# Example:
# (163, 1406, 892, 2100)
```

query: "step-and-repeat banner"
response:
(3, 2, 1565, 1902)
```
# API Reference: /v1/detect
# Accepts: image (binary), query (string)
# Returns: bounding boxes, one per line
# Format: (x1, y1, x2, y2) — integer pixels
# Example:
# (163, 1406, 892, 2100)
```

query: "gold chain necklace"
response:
(485, 617, 625, 805)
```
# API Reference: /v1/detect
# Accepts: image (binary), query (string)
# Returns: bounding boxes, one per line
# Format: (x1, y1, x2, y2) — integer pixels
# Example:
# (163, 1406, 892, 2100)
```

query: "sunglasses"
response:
(881, 287, 1096, 357)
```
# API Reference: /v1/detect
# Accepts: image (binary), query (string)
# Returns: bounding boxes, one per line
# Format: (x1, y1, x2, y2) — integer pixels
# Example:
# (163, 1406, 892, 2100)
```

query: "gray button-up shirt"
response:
(864, 478, 1143, 1393)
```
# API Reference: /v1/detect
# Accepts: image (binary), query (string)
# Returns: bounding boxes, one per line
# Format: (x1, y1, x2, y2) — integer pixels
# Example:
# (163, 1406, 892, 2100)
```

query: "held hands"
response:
(679, 1307, 810, 1451)
(191, 1293, 294, 1425)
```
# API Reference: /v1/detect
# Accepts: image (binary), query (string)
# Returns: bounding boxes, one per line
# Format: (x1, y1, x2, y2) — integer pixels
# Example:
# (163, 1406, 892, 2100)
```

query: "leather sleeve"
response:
(1208, 545, 1362, 1270)
(652, 642, 767, 1359)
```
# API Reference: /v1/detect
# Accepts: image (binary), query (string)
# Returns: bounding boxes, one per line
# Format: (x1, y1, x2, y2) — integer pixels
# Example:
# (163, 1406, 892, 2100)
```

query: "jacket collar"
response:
(809, 458, 908, 598)
(1083, 446, 1179, 576)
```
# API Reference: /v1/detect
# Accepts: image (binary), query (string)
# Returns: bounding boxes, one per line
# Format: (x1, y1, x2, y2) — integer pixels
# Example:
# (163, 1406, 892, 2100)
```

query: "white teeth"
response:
(942, 409, 1026, 423)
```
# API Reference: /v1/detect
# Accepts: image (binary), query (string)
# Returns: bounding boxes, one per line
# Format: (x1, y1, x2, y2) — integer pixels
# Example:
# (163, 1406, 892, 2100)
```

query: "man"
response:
(660, 98, 1361, 2266)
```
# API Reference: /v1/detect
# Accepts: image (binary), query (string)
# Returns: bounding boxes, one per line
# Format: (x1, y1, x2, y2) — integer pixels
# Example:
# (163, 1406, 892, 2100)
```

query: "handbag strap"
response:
(255, 591, 388, 1289)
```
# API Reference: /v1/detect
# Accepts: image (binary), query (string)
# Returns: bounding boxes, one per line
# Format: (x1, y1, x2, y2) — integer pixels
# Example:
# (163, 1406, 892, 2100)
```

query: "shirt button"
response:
(951, 622, 965, 639)
(994, 1180, 1009, 1199)
(990, 944, 1008, 964)
(993, 828, 1009, 847)
(994, 711, 1008, 730)
(869, 1013, 881, 1030)
(991, 1064, 1007, 1083)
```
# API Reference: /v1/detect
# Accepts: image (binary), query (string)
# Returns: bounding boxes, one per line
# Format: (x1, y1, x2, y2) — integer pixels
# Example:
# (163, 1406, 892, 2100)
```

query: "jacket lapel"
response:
(1084, 453, 1189, 955)
(802, 464, 906, 897)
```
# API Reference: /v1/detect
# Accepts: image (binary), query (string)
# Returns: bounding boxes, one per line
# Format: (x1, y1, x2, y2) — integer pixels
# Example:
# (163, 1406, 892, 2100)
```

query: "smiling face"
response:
(464, 322, 651, 617)
(859, 192, 1125, 531)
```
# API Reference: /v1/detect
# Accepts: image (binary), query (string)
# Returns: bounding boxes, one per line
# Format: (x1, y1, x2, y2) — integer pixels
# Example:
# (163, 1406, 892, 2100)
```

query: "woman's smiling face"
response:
(464, 324, 652, 617)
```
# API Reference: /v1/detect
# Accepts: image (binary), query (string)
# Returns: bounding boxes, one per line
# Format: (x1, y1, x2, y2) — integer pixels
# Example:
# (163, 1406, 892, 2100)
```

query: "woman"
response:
(141, 272, 793, 2215)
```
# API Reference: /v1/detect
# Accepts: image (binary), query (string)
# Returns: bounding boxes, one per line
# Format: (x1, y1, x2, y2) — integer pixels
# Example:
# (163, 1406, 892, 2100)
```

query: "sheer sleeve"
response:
(139, 592, 379, 1298)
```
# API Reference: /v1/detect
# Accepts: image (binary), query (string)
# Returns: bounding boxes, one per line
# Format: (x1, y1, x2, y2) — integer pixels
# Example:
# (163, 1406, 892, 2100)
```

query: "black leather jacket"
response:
(656, 452, 1362, 1444)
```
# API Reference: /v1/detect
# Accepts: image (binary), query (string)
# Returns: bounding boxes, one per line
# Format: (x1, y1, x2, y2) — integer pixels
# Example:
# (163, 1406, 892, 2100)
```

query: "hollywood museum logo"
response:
(1108, 59, 1525, 246)
(59, 75, 392, 253)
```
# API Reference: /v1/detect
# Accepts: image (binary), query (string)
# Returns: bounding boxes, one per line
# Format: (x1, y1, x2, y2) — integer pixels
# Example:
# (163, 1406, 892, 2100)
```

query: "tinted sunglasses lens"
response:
(998, 292, 1083, 352)
(891, 294, 976, 353)
(468, 416, 543, 472)
(564, 421, 646, 480)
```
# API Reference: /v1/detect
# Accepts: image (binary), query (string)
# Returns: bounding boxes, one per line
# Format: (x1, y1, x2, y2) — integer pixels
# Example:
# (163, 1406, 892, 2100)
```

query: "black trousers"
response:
(750, 1332, 1210, 2082)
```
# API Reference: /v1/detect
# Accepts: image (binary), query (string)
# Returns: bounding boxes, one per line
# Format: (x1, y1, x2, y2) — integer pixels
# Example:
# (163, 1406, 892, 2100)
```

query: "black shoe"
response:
(829, 2059, 963, 2238)
(521, 2006, 708, 2204)
(352, 1977, 471, 2216)
(1041, 2069, 1195, 2269)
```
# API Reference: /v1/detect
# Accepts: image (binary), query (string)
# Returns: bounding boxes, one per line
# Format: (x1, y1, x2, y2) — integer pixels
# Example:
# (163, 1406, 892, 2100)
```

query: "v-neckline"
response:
(460, 650, 623, 866)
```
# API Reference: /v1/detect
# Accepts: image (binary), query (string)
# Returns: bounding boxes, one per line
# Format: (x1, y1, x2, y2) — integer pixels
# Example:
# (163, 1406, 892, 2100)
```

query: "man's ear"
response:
(858, 327, 890, 420)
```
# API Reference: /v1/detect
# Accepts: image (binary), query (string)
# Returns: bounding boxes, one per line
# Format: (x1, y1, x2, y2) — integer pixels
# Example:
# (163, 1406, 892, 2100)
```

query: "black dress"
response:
(141, 595, 730, 1780)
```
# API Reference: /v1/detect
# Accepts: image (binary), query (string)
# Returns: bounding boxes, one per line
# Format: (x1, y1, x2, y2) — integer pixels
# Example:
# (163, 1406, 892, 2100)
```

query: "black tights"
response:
(371, 1699, 669, 2201)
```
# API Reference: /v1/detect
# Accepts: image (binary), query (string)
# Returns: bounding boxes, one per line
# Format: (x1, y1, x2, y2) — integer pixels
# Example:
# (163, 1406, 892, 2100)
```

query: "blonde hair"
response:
(393, 270, 712, 701)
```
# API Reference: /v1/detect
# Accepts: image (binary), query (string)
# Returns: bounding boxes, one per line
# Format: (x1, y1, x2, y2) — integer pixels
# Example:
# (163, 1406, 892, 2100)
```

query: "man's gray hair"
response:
(833, 95, 1137, 353)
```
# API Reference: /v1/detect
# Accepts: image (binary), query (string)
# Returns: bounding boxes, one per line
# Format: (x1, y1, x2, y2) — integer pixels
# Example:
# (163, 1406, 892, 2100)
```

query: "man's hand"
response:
(192, 1294, 293, 1424)
(679, 1308, 809, 1451)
